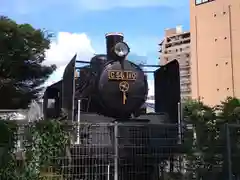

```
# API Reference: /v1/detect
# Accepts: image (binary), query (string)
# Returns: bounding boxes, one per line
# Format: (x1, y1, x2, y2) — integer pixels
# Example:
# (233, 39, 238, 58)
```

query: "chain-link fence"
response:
(225, 124, 240, 180)
(2, 121, 240, 180)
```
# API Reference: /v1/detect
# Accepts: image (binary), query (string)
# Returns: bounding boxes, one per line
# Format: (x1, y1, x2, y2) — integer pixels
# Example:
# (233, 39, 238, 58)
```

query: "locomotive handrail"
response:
(76, 60, 90, 64)
(75, 60, 161, 67)
(75, 60, 160, 74)
(139, 64, 161, 68)
(74, 63, 158, 74)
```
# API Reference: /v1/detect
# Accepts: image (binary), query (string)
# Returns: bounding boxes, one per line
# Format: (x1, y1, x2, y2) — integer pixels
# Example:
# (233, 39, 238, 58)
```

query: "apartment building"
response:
(190, 0, 240, 106)
(159, 26, 191, 101)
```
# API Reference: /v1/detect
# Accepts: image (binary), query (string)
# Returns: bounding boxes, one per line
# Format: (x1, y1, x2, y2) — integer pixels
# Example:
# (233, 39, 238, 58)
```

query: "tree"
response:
(182, 97, 240, 180)
(182, 99, 221, 180)
(216, 97, 240, 178)
(0, 16, 56, 109)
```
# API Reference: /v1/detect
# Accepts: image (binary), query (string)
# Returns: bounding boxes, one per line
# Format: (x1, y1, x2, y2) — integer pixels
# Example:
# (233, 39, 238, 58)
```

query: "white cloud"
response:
(44, 32, 94, 67)
(44, 32, 95, 85)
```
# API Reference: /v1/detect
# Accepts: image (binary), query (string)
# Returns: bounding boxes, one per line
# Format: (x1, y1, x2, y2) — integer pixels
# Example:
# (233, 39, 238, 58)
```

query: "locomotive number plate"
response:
(108, 70, 137, 81)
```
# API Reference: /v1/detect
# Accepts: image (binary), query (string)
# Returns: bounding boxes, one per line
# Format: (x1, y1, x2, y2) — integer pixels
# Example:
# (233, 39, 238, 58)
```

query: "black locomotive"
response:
(43, 33, 181, 180)
(43, 33, 149, 120)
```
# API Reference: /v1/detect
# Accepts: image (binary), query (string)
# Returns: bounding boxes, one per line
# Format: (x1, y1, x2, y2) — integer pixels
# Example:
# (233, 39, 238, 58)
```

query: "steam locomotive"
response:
(43, 33, 181, 180)
(43, 33, 149, 120)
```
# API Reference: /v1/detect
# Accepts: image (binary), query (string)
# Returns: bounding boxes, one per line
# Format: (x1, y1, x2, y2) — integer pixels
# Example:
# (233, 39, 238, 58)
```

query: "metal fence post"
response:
(177, 102, 182, 144)
(76, 99, 81, 144)
(177, 102, 183, 172)
(226, 123, 232, 180)
(114, 122, 119, 180)
(107, 164, 110, 180)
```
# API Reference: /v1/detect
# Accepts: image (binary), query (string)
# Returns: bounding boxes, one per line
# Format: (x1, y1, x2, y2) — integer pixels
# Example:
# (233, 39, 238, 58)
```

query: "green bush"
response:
(0, 118, 70, 180)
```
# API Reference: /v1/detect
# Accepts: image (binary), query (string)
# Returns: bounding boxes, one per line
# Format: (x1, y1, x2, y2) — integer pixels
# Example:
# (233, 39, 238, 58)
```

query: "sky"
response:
(0, 0, 190, 96)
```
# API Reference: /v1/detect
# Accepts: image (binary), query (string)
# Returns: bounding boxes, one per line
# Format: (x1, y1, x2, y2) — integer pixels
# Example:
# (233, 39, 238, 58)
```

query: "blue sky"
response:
(0, 0, 190, 95)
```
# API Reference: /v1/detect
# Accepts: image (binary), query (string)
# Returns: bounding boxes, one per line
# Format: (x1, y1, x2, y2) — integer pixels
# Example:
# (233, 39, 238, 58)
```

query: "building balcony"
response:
(180, 79, 191, 85)
(180, 73, 190, 77)
(179, 64, 190, 70)
(160, 50, 190, 57)
(165, 38, 191, 48)
(180, 70, 190, 77)
(180, 61, 190, 66)
(181, 96, 192, 102)
(181, 87, 191, 93)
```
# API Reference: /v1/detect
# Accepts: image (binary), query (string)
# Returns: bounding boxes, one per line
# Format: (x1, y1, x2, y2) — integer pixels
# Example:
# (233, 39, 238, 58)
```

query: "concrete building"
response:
(190, 0, 240, 106)
(159, 26, 191, 101)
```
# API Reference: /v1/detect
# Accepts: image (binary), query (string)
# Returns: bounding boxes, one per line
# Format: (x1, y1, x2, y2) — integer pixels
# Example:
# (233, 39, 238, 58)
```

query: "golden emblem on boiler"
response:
(119, 81, 129, 105)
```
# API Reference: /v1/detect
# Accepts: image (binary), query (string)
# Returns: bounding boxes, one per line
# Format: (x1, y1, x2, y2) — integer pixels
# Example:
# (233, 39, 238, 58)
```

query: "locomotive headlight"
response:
(113, 42, 130, 57)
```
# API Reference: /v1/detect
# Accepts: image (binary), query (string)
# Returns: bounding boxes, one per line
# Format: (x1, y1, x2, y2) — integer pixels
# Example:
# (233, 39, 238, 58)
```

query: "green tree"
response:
(182, 97, 240, 180)
(182, 99, 221, 180)
(0, 16, 56, 109)
(216, 97, 240, 178)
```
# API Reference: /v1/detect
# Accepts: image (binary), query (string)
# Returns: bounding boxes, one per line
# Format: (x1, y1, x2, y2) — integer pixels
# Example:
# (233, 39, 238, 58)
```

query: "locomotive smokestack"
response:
(105, 32, 124, 60)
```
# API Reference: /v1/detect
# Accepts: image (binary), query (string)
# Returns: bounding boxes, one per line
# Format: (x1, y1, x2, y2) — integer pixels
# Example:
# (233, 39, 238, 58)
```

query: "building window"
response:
(196, 0, 215, 5)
